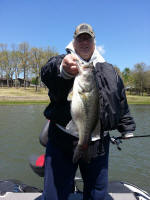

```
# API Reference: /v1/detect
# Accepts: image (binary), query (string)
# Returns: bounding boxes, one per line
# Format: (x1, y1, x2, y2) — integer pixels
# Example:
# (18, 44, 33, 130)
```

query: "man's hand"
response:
(62, 54, 79, 76)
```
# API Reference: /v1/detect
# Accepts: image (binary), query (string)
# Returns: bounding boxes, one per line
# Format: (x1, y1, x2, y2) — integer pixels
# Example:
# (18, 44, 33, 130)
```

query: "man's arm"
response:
(41, 54, 74, 103)
(117, 76, 136, 137)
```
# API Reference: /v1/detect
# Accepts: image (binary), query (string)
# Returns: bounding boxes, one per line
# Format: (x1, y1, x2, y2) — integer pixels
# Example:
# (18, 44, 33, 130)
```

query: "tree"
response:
(29, 47, 45, 91)
(0, 42, 58, 88)
(19, 42, 30, 89)
(0, 44, 13, 87)
(122, 68, 130, 84)
(29, 46, 58, 91)
(122, 67, 134, 87)
(11, 44, 22, 87)
(144, 67, 150, 95)
(44, 46, 58, 61)
(113, 65, 122, 77)
(0, 50, 5, 78)
(132, 63, 146, 96)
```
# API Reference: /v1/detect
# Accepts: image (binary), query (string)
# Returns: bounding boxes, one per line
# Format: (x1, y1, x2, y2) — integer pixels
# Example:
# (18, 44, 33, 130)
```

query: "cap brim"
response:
(74, 31, 94, 38)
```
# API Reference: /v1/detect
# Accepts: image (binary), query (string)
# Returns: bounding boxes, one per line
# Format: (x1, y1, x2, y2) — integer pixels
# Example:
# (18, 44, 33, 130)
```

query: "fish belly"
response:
(71, 81, 99, 163)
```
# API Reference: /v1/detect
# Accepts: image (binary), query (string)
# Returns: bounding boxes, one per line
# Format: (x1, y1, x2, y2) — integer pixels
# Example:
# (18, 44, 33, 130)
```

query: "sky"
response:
(0, 0, 150, 71)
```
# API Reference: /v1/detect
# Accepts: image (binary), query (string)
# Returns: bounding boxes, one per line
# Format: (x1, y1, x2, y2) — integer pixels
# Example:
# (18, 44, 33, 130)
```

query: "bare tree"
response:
(11, 44, 22, 87)
(0, 44, 14, 87)
(19, 42, 30, 89)
(29, 47, 45, 91)
(44, 46, 58, 61)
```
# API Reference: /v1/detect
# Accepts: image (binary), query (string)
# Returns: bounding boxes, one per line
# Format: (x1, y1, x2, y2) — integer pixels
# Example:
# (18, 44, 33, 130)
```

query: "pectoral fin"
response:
(67, 89, 73, 101)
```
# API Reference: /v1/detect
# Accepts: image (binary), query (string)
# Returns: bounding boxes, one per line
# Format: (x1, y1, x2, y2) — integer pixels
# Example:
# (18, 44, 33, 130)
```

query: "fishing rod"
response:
(110, 134, 150, 151)
(117, 134, 150, 140)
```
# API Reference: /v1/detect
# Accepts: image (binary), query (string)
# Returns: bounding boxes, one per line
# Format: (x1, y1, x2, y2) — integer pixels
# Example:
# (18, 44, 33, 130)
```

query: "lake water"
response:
(0, 104, 150, 193)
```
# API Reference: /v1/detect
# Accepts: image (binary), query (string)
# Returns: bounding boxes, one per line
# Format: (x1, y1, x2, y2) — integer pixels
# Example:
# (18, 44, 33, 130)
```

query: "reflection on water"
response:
(0, 104, 150, 192)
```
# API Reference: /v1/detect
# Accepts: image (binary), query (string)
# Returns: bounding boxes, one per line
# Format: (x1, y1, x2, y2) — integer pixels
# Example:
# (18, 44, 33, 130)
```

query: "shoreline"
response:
(0, 101, 150, 105)
(0, 96, 49, 105)
(0, 88, 150, 105)
(0, 101, 49, 105)
(0, 97, 150, 105)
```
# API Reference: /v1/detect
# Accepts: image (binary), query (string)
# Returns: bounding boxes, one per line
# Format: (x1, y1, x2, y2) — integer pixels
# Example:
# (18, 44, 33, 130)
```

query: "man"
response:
(41, 23, 136, 200)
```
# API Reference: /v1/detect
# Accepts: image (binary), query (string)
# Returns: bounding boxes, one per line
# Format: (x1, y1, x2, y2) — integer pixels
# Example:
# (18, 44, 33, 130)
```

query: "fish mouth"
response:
(82, 65, 89, 69)
(81, 64, 93, 70)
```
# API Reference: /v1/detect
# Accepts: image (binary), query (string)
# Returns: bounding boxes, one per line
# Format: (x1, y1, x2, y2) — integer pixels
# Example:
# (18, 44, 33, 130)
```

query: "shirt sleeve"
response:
(41, 55, 74, 103)
(60, 62, 75, 79)
(117, 75, 136, 133)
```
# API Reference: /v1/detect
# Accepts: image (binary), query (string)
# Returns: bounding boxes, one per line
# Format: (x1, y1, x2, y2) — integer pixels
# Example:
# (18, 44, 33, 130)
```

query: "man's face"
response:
(73, 33, 95, 61)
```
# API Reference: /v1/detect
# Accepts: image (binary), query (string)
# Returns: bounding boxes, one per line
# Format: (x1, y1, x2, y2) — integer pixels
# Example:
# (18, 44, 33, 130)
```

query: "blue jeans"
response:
(41, 127, 110, 200)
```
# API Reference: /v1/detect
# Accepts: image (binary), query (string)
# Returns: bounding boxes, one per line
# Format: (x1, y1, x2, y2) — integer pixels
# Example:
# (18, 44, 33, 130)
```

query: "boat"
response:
(0, 120, 150, 200)
(0, 177, 150, 200)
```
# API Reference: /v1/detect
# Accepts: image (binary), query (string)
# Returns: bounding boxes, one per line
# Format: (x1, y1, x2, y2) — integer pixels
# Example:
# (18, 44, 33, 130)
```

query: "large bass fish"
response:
(69, 61, 100, 163)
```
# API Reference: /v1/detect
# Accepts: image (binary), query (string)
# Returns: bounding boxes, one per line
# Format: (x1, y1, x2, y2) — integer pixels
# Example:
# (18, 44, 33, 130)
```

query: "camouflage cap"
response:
(74, 23, 95, 38)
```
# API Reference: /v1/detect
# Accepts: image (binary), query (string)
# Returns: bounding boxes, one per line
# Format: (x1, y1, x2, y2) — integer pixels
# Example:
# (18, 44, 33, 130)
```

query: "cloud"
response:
(97, 45, 105, 55)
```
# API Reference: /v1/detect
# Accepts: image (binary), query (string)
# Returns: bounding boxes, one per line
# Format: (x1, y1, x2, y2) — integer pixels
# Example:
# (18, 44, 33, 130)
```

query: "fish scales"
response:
(70, 62, 99, 163)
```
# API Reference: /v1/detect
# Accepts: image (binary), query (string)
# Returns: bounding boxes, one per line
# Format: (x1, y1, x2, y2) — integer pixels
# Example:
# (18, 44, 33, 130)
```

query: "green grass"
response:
(0, 87, 49, 105)
(0, 87, 150, 105)
(127, 95, 150, 104)
(0, 100, 49, 105)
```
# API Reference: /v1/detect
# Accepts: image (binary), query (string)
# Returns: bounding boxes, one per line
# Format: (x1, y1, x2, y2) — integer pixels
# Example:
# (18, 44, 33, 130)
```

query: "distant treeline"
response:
(0, 42, 150, 95)
(0, 42, 58, 90)
(114, 63, 150, 96)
